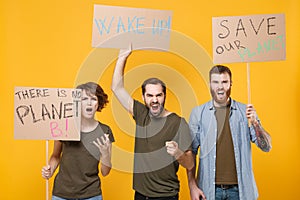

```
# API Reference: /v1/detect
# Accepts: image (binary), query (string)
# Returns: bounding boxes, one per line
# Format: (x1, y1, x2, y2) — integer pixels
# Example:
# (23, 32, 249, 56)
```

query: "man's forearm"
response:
(253, 121, 272, 152)
(177, 150, 194, 170)
(111, 56, 127, 92)
(186, 158, 198, 188)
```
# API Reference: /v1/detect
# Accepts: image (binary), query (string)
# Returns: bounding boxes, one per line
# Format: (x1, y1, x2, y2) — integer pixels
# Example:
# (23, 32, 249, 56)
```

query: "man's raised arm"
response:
(111, 46, 134, 115)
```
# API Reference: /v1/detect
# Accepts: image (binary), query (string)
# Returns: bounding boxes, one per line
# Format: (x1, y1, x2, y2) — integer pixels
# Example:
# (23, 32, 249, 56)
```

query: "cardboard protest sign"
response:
(14, 87, 81, 140)
(92, 4, 173, 50)
(212, 13, 286, 63)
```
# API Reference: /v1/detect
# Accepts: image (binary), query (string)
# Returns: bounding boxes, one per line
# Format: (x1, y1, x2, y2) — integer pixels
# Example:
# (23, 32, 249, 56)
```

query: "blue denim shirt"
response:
(189, 99, 259, 200)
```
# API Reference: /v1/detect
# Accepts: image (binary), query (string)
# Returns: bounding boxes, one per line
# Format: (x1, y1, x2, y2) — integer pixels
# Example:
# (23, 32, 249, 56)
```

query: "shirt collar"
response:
(208, 98, 237, 111)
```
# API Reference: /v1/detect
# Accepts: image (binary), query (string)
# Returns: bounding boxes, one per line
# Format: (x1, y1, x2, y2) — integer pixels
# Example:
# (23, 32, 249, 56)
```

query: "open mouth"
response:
(217, 90, 224, 95)
(217, 91, 225, 96)
(151, 103, 160, 110)
(86, 108, 93, 112)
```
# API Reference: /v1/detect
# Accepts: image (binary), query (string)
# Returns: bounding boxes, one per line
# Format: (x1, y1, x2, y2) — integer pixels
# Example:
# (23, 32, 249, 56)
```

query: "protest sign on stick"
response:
(14, 87, 82, 200)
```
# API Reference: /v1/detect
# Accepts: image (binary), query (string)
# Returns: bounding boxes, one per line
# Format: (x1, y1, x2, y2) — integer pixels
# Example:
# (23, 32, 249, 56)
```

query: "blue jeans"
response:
(215, 185, 239, 200)
(52, 195, 103, 200)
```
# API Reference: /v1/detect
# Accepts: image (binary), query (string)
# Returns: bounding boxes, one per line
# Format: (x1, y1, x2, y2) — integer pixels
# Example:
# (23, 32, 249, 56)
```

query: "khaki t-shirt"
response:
(215, 105, 238, 185)
(53, 122, 114, 199)
(133, 100, 192, 197)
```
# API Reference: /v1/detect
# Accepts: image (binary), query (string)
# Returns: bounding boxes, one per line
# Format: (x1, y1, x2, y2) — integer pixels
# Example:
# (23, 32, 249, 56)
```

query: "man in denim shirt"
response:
(187, 65, 272, 200)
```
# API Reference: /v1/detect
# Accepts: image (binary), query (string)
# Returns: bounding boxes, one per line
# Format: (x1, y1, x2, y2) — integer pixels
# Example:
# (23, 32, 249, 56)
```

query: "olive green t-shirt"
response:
(52, 122, 114, 199)
(133, 100, 192, 197)
(215, 104, 238, 185)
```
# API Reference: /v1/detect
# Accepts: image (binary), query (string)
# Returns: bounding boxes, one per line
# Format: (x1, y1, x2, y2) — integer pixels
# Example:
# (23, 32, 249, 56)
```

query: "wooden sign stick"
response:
(247, 63, 251, 127)
(46, 140, 49, 200)
(247, 63, 251, 104)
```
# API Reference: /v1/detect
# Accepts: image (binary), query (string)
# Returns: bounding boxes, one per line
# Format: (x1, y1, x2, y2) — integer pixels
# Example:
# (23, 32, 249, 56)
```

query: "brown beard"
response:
(210, 87, 231, 104)
(144, 98, 166, 117)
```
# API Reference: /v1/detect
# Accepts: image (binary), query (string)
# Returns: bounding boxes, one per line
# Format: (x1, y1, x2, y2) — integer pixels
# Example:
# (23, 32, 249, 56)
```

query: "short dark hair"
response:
(209, 65, 232, 82)
(76, 82, 108, 111)
(141, 78, 166, 96)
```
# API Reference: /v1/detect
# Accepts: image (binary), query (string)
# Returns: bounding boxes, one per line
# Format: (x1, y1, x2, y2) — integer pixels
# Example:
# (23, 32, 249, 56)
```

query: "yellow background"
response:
(1, 0, 299, 199)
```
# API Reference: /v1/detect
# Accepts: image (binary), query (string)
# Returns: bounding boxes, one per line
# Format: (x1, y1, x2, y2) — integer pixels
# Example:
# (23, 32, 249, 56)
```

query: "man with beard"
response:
(111, 47, 194, 200)
(187, 65, 272, 200)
